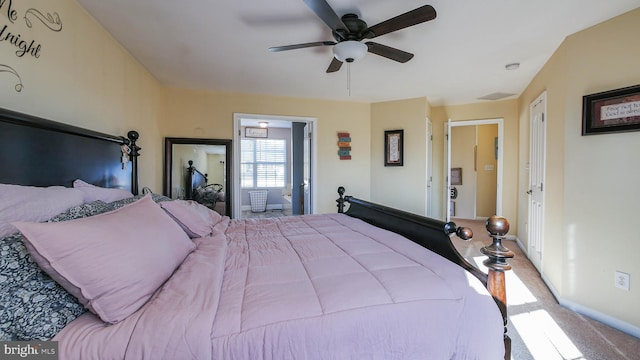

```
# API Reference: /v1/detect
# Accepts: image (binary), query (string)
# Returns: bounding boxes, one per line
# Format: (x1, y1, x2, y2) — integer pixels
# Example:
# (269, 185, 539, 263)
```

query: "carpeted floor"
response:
(451, 218, 640, 360)
(241, 208, 292, 219)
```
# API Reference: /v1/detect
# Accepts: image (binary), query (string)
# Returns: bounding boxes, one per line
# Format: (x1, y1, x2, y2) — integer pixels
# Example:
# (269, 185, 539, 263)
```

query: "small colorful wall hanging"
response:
(337, 132, 351, 160)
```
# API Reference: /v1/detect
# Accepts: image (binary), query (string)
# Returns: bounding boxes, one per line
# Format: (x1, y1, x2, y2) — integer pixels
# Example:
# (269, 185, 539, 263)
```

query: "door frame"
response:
(445, 118, 504, 222)
(233, 113, 317, 219)
(527, 91, 547, 271)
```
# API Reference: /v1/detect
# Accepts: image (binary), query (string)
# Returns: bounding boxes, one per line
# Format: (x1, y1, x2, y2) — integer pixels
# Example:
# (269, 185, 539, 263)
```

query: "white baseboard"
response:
(505, 234, 518, 242)
(510, 236, 527, 256)
(508, 239, 639, 338)
(540, 273, 640, 339)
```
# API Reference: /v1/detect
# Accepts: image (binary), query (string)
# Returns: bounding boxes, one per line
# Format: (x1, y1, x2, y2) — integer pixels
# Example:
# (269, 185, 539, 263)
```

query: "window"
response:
(241, 138, 286, 188)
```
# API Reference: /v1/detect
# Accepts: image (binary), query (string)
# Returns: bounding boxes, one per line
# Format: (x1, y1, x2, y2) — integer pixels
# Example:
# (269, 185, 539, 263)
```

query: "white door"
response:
(528, 92, 547, 271)
(426, 118, 433, 217)
(445, 120, 452, 222)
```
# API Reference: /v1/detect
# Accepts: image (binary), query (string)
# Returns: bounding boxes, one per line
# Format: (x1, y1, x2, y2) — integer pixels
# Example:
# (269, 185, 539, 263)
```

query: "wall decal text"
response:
(0, 0, 63, 91)
(0, 24, 42, 58)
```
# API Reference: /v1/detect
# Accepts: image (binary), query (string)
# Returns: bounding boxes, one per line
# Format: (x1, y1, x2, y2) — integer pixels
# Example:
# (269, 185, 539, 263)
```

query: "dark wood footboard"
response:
(336, 186, 513, 360)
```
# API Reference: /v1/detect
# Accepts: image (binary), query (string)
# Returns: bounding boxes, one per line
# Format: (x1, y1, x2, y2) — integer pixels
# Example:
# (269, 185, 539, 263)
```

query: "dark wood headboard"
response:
(0, 107, 140, 193)
(185, 160, 207, 200)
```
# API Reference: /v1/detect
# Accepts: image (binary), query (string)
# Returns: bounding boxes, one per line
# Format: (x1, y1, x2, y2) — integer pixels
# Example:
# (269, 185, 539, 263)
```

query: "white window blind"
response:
(241, 138, 286, 188)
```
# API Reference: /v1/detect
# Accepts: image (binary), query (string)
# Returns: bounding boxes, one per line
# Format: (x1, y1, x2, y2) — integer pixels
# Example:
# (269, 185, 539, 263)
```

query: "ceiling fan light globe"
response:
(333, 40, 367, 63)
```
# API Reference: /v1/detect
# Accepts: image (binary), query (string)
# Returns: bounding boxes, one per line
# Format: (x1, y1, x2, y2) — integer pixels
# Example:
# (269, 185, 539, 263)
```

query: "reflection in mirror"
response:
(164, 138, 232, 217)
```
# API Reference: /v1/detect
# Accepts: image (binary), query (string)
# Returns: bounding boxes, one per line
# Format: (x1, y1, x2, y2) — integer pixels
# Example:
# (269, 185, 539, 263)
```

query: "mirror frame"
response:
(164, 137, 232, 217)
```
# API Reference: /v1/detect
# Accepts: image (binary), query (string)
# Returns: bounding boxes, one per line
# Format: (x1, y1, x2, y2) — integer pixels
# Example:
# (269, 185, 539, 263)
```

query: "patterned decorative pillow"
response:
(0, 201, 113, 341)
(106, 193, 171, 210)
(0, 232, 86, 341)
(47, 200, 112, 223)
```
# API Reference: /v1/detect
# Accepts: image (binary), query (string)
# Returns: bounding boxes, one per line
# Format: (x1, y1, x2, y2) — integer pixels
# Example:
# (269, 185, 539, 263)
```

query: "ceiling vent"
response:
(477, 92, 516, 101)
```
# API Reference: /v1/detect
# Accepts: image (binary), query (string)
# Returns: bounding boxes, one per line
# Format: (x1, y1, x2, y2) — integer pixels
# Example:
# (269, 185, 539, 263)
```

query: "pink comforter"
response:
(54, 214, 504, 359)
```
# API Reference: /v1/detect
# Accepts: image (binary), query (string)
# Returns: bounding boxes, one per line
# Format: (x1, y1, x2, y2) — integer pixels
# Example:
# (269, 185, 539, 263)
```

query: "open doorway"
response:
(445, 119, 504, 221)
(233, 113, 316, 219)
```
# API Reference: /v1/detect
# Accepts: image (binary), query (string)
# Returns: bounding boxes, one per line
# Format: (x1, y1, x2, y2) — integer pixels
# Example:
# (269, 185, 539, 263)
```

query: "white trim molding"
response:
(541, 273, 640, 339)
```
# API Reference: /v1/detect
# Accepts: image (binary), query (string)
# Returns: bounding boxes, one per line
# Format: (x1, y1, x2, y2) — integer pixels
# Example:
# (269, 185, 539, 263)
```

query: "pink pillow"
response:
(160, 200, 222, 238)
(13, 195, 195, 324)
(73, 179, 133, 203)
(0, 184, 85, 238)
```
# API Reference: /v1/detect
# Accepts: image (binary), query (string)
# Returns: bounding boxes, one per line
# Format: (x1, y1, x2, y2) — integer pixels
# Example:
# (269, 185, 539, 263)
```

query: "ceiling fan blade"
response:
(326, 58, 343, 73)
(363, 5, 436, 39)
(366, 42, 414, 63)
(303, 0, 348, 32)
(269, 41, 336, 52)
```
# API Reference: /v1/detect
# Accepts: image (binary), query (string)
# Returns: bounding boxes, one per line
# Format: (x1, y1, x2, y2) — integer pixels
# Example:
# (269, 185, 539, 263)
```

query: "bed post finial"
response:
(444, 222, 473, 240)
(481, 215, 514, 360)
(127, 131, 141, 195)
(337, 186, 346, 213)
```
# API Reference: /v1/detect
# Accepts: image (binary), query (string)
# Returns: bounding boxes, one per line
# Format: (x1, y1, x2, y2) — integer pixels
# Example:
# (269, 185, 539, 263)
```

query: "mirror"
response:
(164, 137, 232, 217)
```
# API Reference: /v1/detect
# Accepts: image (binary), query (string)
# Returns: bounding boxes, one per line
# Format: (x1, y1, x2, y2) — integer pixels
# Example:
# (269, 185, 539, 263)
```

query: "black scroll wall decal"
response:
(1, 1, 63, 92)
(0, 64, 23, 92)
(24, 8, 63, 32)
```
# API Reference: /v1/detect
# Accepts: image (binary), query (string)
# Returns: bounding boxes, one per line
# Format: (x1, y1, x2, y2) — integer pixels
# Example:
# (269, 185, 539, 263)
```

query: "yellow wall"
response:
(476, 124, 498, 218)
(450, 126, 476, 218)
(370, 97, 429, 215)
(207, 153, 226, 188)
(159, 87, 372, 213)
(0, 0, 162, 190)
(170, 144, 208, 198)
(518, 8, 640, 329)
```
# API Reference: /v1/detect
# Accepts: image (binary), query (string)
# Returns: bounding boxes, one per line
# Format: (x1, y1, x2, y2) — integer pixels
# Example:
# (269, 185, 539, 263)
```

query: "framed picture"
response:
(450, 167, 462, 185)
(245, 127, 268, 138)
(384, 130, 403, 166)
(582, 84, 640, 135)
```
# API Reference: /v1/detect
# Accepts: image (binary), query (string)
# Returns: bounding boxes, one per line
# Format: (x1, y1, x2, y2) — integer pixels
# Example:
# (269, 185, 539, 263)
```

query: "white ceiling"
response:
(76, 0, 640, 106)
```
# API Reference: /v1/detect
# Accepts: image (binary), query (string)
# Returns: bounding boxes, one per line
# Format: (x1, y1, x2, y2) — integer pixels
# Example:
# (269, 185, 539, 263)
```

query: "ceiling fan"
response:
(268, 0, 437, 73)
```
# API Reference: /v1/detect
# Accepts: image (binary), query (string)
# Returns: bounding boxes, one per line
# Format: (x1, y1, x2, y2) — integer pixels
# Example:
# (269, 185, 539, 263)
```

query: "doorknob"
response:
(526, 189, 532, 195)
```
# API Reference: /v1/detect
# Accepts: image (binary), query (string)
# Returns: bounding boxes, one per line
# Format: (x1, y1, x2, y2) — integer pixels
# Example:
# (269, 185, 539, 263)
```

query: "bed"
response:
(0, 107, 513, 360)
(185, 160, 226, 216)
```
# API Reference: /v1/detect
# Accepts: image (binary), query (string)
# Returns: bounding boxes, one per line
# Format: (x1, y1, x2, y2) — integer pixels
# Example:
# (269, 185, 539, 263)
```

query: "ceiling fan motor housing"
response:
(332, 14, 370, 63)
(333, 14, 370, 41)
